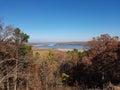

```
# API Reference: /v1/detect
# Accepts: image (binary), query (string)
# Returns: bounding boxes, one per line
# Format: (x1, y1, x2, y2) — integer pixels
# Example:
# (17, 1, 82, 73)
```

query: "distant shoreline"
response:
(55, 48, 84, 52)
(32, 46, 84, 52)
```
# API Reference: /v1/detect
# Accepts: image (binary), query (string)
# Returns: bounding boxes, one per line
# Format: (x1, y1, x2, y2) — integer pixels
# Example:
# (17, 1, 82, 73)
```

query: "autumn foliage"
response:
(0, 21, 120, 90)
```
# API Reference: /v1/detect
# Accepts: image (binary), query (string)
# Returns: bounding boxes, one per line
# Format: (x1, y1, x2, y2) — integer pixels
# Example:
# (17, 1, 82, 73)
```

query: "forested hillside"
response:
(0, 22, 120, 90)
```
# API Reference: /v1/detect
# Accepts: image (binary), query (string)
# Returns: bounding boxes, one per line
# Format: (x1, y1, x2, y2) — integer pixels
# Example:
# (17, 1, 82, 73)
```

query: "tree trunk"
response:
(7, 78, 10, 90)
(26, 69, 30, 90)
(14, 62, 17, 90)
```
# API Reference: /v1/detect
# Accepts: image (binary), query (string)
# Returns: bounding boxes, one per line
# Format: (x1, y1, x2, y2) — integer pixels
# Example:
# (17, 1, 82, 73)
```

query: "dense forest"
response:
(0, 22, 120, 90)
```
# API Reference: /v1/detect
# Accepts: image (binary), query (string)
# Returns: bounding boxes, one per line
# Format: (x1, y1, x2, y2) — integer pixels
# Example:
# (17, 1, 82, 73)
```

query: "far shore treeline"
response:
(0, 22, 120, 90)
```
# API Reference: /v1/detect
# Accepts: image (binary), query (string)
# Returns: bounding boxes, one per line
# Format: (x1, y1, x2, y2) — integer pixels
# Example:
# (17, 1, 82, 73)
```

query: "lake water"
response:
(35, 45, 88, 50)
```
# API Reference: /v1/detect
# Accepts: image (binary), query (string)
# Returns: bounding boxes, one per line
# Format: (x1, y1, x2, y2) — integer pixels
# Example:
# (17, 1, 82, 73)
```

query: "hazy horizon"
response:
(0, 0, 120, 42)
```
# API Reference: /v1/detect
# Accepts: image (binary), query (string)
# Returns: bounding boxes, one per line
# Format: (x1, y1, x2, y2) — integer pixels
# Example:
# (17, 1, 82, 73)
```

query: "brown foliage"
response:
(83, 34, 119, 64)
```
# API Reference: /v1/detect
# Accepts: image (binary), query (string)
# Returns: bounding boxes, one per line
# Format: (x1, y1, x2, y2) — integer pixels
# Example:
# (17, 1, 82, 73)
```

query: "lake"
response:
(34, 45, 88, 50)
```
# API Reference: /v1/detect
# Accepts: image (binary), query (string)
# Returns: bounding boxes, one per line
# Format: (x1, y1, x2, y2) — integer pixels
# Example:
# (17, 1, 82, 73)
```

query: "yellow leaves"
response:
(62, 73, 69, 80)
(62, 73, 69, 78)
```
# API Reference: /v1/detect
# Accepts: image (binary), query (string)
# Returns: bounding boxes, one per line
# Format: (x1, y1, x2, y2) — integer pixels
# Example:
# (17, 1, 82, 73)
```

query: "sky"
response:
(0, 0, 120, 42)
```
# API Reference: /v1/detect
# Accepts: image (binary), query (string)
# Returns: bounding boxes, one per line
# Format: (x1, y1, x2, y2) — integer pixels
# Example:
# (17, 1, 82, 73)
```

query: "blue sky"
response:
(0, 0, 120, 42)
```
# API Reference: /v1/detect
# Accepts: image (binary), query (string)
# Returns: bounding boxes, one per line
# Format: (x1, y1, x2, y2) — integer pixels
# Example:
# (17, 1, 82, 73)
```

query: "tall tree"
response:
(84, 34, 120, 88)
(13, 28, 29, 45)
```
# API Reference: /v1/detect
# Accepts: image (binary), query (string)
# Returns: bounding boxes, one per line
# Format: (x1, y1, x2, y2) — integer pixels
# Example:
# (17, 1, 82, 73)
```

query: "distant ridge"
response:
(54, 41, 87, 46)
(30, 41, 88, 46)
